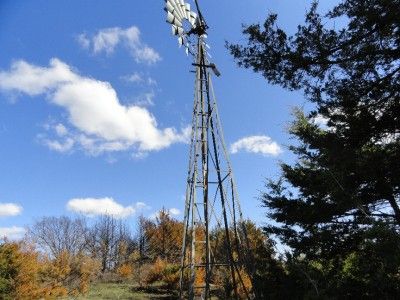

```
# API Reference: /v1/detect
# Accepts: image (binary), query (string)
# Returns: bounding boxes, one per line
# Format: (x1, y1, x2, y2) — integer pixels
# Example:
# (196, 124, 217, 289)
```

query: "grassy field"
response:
(77, 282, 178, 300)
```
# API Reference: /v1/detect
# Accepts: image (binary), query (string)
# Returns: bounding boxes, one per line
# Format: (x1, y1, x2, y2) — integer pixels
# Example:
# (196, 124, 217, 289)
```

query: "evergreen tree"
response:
(228, 0, 400, 256)
(228, 0, 400, 296)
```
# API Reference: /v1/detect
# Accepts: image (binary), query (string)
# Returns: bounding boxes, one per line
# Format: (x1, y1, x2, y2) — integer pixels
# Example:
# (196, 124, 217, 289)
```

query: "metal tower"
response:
(164, 1, 253, 299)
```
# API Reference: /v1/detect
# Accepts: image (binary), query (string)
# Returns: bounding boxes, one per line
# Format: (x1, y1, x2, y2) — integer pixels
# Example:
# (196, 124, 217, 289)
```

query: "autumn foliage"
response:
(0, 241, 100, 299)
(0, 211, 271, 299)
(116, 263, 133, 279)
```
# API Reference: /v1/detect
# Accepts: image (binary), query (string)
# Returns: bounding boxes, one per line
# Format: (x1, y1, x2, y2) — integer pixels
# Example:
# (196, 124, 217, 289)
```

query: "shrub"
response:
(162, 263, 180, 289)
(0, 241, 100, 299)
(144, 257, 166, 285)
(0, 242, 48, 299)
(144, 258, 181, 289)
(116, 263, 133, 280)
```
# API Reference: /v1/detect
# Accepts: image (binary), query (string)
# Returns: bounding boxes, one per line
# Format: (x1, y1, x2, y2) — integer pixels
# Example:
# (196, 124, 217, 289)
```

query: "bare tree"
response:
(29, 216, 89, 258)
(91, 215, 132, 272)
(135, 215, 151, 286)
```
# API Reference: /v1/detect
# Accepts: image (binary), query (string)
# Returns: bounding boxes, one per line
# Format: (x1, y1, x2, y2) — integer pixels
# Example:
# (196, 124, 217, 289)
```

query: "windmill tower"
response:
(164, 1, 254, 299)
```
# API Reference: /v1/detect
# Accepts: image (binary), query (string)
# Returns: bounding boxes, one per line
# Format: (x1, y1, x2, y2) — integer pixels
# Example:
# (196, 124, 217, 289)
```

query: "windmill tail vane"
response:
(164, 1, 256, 299)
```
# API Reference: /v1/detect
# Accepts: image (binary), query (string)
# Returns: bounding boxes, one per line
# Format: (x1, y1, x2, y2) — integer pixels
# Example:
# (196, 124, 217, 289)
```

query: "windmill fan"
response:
(164, 0, 200, 54)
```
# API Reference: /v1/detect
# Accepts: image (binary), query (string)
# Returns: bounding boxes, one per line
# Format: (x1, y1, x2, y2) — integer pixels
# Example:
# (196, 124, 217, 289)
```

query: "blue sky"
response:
(0, 0, 338, 239)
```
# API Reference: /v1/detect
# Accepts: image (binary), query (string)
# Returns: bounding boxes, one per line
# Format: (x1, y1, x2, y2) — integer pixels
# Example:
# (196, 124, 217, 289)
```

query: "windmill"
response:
(164, 1, 254, 299)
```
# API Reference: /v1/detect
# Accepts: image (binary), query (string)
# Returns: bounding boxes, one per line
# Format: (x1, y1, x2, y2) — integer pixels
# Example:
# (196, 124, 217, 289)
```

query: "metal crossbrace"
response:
(179, 37, 253, 300)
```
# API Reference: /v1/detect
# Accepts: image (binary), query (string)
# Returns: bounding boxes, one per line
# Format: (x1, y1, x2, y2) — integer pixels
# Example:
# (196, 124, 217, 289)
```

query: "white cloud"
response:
(0, 203, 23, 217)
(0, 59, 78, 96)
(135, 202, 151, 210)
(150, 208, 181, 220)
(169, 208, 181, 216)
(230, 135, 282, 156)
(67, 197, 148, 219)
(78, 26, 161, 64)
(0, 59, 190, 156)
(0, 226, 26, 240)
(312, 114, 329, 128)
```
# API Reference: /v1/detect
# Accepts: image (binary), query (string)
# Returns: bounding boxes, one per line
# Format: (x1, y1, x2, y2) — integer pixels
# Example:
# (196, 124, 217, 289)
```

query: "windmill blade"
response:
(184, 3, 191, 19)
(166, 11, 174, 23)
(165, 0, 174, 12)
(166, 11, 183, 27)
(171, 25, 179, 36)
(165, 0, 184, 19)
(165, 1, 176, 16)
(171, 0, 186, 21)
(172, 25, 184, 36)
(164, 6, 182, 23)
(189, 11, 198, 27)
(178, 36, 184, 47)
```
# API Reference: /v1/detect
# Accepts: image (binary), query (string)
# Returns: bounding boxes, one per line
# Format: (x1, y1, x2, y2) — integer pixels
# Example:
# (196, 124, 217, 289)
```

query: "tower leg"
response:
(179, 39, 253, 300)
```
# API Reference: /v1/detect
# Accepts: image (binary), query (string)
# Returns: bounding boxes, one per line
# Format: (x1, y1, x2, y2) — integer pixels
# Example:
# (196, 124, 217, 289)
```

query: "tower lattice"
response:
(164, 1, 254, 298)
(178, 32, 253, 300)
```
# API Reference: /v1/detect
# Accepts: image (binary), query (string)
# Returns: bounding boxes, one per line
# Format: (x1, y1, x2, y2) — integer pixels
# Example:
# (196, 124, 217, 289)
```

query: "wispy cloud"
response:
(77, 26, 161, 64)
(230, 135, 282, 156)
(147, 77, 157, 86)
(122, 73, 157, 87)
(0, 203, 23, 217)
(123, 72, 143, 84)
(77, 34, 90, 49)
(0, 59, 190, 156)
(67, 197, 149, 219)
(135, 91, 156, 107)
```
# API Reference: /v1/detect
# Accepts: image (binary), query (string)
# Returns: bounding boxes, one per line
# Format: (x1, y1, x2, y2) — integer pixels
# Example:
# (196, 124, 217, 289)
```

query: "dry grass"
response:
(75, 282, 178, 300)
